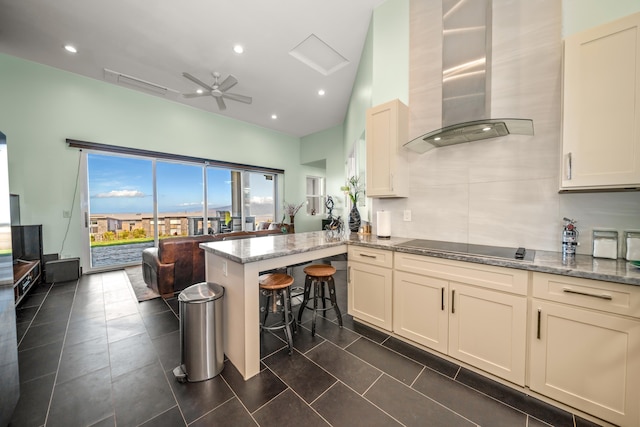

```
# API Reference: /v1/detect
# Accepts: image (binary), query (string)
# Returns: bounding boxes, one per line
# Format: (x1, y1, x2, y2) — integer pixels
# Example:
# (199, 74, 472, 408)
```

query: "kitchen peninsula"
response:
(201, 232, 347, 380)
(202, 231, 640, 382)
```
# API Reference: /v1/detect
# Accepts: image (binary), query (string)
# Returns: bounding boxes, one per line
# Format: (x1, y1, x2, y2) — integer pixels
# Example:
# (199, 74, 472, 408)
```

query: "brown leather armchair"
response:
(142, 230, 282, 298)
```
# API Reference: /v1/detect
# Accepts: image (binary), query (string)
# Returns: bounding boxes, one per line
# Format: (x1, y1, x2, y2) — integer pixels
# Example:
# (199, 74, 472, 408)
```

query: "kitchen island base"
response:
(205, 245, 346, 380)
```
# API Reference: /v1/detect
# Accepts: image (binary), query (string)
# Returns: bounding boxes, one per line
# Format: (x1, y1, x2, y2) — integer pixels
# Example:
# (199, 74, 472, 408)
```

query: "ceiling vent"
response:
(289, 34, 349, 76)
(103, 69, 178, 99)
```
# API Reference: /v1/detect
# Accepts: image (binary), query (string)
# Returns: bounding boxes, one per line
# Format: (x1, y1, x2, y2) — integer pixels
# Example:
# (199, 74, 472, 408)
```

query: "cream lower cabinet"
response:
(347, 246, 393, 331)
(393, 253, 528, 386)
(530, 273, 640, 427)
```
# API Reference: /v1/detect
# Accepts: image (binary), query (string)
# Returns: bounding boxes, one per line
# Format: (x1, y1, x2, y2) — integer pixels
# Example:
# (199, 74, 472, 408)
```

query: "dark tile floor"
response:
(10, 266, 604, 427)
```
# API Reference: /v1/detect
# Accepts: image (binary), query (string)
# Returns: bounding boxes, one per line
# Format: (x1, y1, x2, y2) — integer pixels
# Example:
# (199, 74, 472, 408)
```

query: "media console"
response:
(13, 259, 40, 306)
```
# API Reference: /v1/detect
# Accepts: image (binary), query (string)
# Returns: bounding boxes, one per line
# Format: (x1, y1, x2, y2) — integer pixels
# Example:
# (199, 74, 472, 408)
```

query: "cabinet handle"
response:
(359, 253, 377, 259)
(537, 308, 541, 340)
(347, 266, 351, 283)
(390, 174, 394, 192)
(451, 289, 455, 314)
(564, 152, 572, 180)
(562, 287, 613, 300)
(441, 287, 445, 311)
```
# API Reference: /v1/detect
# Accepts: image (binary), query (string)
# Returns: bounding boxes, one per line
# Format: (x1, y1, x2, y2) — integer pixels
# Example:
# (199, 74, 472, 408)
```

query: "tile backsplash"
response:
(374, 0, 640, 256)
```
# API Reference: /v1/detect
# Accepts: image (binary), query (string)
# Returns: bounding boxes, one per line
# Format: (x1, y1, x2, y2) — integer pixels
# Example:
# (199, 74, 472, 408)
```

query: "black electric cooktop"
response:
(396, 239, 535, 262)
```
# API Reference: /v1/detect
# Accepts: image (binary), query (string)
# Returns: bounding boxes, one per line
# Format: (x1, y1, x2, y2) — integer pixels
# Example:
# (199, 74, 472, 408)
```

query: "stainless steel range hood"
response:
(404, 0, 533, 154)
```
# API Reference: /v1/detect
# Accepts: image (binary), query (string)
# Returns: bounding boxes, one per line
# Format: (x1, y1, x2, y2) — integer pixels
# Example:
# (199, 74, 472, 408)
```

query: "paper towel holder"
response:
(377, 210, 391, 239)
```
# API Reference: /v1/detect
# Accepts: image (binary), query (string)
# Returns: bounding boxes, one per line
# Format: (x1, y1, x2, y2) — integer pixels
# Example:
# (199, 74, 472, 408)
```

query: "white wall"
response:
(0, 54, 304, 262)
(368, 0, 640, 255)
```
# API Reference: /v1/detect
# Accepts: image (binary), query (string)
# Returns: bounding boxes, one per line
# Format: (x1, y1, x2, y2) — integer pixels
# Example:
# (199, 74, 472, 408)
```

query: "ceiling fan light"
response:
(196, 89, 203, 94)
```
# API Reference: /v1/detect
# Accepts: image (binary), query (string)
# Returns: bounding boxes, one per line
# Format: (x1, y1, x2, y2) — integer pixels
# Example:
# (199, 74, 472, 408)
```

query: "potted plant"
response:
(282, 201, 305, 233)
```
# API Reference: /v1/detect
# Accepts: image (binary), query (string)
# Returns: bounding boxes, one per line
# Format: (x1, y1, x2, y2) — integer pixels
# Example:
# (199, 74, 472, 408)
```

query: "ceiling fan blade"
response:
(182, 92, 209, 98)
(215, 96, 227, 111)
(218, 74, 238, 92)
(222, 92, 252, 104)
(182, 72, 213, 91)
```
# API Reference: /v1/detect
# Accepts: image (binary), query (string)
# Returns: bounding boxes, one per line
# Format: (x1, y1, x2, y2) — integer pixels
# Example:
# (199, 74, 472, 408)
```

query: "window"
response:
(242, 172, 276, 230)
(306, 176, 324, 216)
(78, 140, 282, 270)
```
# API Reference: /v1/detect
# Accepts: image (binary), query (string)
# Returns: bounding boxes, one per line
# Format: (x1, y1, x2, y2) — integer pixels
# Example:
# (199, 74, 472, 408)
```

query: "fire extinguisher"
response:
(562, 217, 578, 257)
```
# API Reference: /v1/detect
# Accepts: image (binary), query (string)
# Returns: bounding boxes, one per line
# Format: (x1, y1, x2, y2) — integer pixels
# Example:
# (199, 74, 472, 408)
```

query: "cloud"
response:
(94, 190, 146, 198)
(250, 196, 274, 204)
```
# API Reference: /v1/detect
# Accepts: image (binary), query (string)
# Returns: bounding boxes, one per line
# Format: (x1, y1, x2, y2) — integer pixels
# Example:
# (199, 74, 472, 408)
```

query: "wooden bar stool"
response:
(297, 264, 343, 336)
(259, 273, 296, 354)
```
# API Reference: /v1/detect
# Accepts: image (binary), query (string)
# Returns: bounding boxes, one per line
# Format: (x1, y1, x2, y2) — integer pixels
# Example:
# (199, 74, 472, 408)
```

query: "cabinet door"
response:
(530, 299, 640, 427)
(393, 271, 448, 354)
(365, 99, 409, 197)
(448, 282, 527, 386)
(562, 12, 640, 189)
(348, 261, 393, 331)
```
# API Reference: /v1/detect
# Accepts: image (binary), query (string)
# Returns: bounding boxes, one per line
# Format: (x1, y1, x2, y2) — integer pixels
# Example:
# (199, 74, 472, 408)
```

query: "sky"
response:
(88, 153, 274, 214)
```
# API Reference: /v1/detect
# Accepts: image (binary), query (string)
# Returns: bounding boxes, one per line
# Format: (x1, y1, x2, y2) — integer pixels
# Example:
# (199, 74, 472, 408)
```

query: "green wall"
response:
(372, 0, 410, 106)
(563, 0, 640, 36)
(300, 124, 346, 223)
(343, 0, 409, 164)
(0, 53, 303, 263)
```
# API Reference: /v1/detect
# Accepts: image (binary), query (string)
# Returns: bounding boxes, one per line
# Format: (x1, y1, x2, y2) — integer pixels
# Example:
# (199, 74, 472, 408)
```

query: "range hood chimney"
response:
(404, 0, 533, 154)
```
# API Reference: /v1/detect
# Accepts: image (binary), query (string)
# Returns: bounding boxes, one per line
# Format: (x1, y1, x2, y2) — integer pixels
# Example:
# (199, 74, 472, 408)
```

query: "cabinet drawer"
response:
(532, 272, 640, 318)
(348, 246, 393, 268)
(395, 252, 528, 296)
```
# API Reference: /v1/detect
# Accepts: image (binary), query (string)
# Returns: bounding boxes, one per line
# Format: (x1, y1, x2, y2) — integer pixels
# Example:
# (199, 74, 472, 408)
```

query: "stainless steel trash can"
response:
(173, 282, 224, 382)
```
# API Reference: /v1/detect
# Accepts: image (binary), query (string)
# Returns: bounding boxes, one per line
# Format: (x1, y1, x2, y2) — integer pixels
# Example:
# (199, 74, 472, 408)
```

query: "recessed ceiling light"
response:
(233, 44, 244, 54)
(64, 44, 77, 54)
(318, 89, 325, 96)
(271, 114, 278, 120)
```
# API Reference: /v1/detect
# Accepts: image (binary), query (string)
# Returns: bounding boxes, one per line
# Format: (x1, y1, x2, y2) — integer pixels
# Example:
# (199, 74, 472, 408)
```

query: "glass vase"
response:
(348, 205, 361, 232)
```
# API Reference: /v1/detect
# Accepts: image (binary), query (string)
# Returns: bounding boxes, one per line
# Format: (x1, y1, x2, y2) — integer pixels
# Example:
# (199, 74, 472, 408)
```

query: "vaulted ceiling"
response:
(0, 0, 386, 137)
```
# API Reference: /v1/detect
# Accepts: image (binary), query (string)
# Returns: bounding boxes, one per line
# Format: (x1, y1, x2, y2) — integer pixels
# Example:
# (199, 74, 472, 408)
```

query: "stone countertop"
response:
(201, 231, 640, 286)
(348, 234, 640, 286)
(200, 231, 346, 264)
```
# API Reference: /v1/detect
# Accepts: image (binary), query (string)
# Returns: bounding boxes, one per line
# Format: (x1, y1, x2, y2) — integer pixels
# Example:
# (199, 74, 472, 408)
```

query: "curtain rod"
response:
(66, 138, 285, 175)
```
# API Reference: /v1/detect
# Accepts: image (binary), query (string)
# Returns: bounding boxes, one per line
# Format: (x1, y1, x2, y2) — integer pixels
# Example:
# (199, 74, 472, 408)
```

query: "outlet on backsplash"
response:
(403, 210, 411, 221)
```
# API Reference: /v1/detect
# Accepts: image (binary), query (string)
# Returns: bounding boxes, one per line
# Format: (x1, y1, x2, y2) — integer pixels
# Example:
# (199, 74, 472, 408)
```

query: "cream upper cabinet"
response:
(561, 12, 640, 190)
(393, 253, 528, 386)
(365, 99, 409, 197)
(347, 246, 393, 331)
(530, 273, 640, 427)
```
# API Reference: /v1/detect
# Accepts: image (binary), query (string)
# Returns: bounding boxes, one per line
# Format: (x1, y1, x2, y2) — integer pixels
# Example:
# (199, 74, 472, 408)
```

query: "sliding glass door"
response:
(206, 167, 234, 233)
(157, 161, 205, 237)
(86, 153, 154, 269)
(243, 172, 276, 230)
(83, 151, 278, 271)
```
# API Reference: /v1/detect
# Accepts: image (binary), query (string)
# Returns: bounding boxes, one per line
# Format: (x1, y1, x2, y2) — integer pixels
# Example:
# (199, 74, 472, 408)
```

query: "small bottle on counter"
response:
(592, 230, 618, 259)
(562, 217, 578, 257)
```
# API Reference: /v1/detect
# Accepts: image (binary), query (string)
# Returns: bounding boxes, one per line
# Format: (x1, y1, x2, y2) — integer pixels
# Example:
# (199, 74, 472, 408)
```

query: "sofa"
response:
(142, 229, 283, 298)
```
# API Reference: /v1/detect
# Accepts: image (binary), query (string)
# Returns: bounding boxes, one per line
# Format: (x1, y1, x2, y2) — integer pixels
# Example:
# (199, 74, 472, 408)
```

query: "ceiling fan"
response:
(182, 71, 252, 111)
